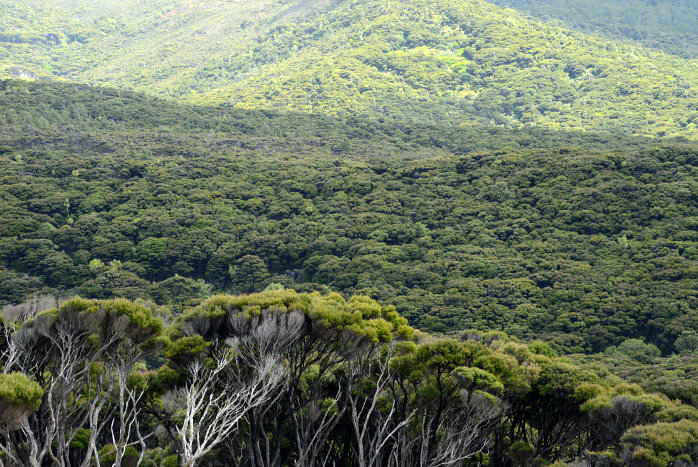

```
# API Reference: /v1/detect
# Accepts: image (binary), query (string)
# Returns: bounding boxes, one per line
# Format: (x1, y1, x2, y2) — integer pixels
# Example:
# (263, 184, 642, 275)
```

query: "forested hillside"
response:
(2, 0, 698, 464)
(1, 0, 697, 137)
(1, 80, 696, 356)
(1, 0, 698, 463)
(487, 0, 698, 58)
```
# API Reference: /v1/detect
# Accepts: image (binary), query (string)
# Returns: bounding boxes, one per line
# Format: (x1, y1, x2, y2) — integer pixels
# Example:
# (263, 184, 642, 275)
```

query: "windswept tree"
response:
(1, 290, 697, 466)
(385, 339, 505, 467)
(346, 344, 414, 467)
(0, 372, 43, 466)
(164, 290, 415, 466)
(0, 298, 164, 467)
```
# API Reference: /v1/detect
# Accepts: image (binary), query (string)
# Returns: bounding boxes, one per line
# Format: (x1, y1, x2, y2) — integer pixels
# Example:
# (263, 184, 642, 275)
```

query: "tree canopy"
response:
(1, 0, 697, 137)
(2, 291, 696, 466)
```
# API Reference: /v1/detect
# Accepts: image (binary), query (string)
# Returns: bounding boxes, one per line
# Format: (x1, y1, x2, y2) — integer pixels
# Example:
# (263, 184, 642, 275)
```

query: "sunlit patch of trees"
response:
(1, 0, 697, 137)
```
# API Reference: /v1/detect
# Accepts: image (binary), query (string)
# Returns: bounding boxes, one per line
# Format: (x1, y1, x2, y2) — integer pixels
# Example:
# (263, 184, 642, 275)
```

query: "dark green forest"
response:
(1, 80, 696, 357)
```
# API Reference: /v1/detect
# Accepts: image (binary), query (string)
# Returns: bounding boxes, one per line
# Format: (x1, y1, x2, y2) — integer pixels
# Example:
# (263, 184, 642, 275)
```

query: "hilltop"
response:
(489, 0, 698, 59)
(1, 0, 697, 137)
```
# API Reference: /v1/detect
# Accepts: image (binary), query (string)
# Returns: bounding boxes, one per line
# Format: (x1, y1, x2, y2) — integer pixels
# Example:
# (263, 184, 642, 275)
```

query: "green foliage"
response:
(384, 330, 698, 462)
(149, 275, 210, 306)
(160, 454, 178, 467)
(1, 294, 696, 465)
(98, 443, 140, 466)
(675, 331, 698, 355)
(178, 290, 415, 344)
(528, 341, 558, 358)
(197, 0, 698, 138)
(165, 335, 210, 364)
(509, 440, 534, 466)
(68, 428, 90, 450)
(451, 366, 504, 393)
(18, 298, 164, 361)
(0, 0, 694, 456)
(572, 351, 698, 409)
(0, 373, 43, 409)
(621, 419, 698, 466)
(135, 237, 168, 275)
(88, 258, 105, 275)
(489, 0, 698, 59)
(99, 298, 164, 334)
(606, 338, 661, 363)
(229, 255, 269, 294)
(573, 383, 606, 403)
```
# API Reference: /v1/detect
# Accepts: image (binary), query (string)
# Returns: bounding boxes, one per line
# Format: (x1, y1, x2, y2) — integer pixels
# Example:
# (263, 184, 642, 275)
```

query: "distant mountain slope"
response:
(486, 0, 698, 59)
(1, 0, 697, 138)
(199, 0, 698, 138)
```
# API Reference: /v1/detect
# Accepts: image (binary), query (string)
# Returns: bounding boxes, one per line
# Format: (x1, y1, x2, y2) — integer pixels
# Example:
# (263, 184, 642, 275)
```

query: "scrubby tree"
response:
(675, 331, 698, 355)
(0, 290, 696, 466)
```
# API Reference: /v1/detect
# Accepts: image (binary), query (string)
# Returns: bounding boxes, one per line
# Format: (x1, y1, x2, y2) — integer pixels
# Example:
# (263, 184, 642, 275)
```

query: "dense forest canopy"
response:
(1, 81, 696, 357)
(1, 0, 697, 137)
(488, 0, 698, 58)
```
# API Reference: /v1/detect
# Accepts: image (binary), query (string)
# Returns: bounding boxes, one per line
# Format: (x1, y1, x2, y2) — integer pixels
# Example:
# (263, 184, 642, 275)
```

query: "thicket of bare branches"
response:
(170, 305, 505, 467)
(1, 295, 62, 326)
